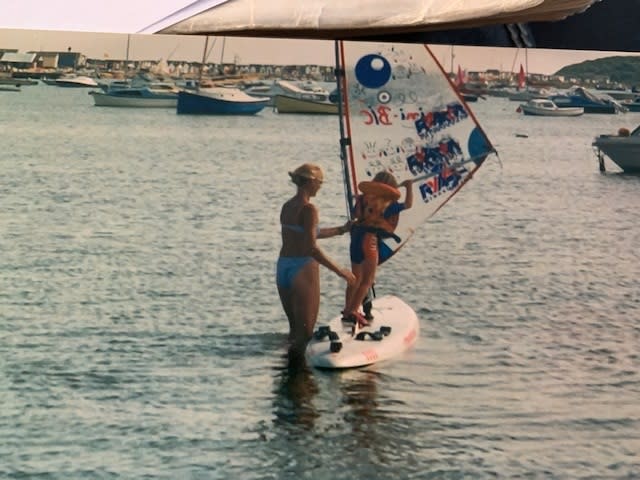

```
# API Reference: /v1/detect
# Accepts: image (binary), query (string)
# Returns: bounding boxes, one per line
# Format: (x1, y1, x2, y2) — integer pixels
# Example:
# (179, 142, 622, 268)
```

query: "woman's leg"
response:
(277, 286, 295, 342)
(289, 260, 320, 355)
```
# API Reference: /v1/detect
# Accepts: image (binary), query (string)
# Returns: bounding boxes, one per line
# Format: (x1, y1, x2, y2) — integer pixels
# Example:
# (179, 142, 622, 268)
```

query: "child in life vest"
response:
(343, 171, 413, 327)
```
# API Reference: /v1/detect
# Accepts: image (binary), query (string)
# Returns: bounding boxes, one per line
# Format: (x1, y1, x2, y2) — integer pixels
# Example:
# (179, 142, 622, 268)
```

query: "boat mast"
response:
(125, 34, 131, 78)
(450, 45, 455, 76)
(219, 37, 226, 75)
(525, 47, 529, 90)
(199, 35, 209, 88)
(510, 47, 518, 74)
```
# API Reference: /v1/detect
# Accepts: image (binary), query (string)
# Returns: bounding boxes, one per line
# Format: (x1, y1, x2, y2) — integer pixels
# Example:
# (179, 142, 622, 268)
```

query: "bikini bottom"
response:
(276, 256, 313, 289)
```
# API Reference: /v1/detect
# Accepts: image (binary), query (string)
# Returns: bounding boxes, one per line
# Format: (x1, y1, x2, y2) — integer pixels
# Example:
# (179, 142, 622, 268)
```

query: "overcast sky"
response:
(1, 1, 638, 74)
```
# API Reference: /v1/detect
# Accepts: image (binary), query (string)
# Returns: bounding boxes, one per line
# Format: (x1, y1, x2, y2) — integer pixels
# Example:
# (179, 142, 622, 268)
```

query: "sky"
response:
(1, 0, 638, 74)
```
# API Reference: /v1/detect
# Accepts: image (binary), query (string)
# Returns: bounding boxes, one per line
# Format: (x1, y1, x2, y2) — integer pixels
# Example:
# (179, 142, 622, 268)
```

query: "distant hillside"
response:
(556, 56, 640, 87)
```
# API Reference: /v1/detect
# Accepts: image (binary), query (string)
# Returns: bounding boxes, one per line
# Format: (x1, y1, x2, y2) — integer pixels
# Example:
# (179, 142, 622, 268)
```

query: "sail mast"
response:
(334, 40, 354, 216)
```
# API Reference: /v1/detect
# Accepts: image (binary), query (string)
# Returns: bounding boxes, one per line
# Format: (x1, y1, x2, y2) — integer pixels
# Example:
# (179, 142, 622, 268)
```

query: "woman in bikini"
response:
(277, 163, 355, 361)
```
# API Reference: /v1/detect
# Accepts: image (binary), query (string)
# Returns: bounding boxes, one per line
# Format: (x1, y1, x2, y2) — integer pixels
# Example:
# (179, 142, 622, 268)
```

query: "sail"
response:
(338, 41, 495, 264)
(518, 63, 526, 90)
(147, 0, 597, 39)
(146, 0, 640, 55)
(455, 65, 465, 89)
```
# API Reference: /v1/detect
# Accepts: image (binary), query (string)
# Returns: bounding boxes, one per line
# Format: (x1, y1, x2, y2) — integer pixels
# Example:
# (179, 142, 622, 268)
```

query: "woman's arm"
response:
(302, 205, 354, 282)
(317, 220, 351, 239)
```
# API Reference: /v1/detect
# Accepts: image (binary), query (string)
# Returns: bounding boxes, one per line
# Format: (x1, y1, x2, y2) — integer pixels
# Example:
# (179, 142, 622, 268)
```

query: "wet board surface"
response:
(306, 295, 419, 369)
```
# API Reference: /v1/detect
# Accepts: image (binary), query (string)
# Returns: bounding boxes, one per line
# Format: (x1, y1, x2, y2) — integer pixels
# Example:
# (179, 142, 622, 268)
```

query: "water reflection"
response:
(337, 369, 382, 448)
(271, 353, 391, 453)
(272, 356, 319, 431)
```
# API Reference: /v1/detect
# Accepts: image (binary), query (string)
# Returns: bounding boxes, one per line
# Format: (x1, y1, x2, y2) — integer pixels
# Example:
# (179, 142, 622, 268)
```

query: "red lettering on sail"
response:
(361, 106, 392, 125)
(377, 106, 391, 125)
(362, 109, 375, 125)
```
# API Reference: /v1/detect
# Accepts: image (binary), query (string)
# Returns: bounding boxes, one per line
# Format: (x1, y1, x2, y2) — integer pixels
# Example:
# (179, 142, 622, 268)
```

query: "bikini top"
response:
(282, 224, 321, 234)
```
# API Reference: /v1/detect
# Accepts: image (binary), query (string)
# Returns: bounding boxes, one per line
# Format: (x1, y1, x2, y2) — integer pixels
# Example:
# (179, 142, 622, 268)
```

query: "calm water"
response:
(1, 84, 639, 479)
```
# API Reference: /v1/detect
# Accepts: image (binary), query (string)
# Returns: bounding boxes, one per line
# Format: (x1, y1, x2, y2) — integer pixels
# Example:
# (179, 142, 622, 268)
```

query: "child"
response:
(343, 171, 413, 327)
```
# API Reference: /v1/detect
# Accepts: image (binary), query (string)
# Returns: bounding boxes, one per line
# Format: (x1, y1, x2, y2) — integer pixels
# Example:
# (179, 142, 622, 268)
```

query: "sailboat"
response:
(507, 62, 534, 101)
(518, 63, 526, 90)
(508, 52, 549, 102)
(305, 41, 496, 368)
(176, 36, 270, 115)
(454, 64, 479, 102)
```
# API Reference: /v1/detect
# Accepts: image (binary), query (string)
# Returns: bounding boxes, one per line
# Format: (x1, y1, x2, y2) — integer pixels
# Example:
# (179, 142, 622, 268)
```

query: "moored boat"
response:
(90, 84, 178, 108)
(243, 79, 334, 108)
(176, 87, 269, 115)
(593, 126, 640, 173)
(518, 98, 584, 117)
(620, 97, 640, 112)
(550, 86, 625, 114)
(52, 75, 99, 88)
(274, 94, 338, 114)
(508, 88, 552, 101)
(0, 76, 37, 87)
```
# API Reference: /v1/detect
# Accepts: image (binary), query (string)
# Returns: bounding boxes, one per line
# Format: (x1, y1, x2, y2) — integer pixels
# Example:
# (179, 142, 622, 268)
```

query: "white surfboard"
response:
(306, 295, 419, 369)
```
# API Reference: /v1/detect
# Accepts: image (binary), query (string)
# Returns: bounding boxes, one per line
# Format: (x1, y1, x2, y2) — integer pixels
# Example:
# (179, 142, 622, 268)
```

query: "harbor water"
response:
(1, 85, 639, 479)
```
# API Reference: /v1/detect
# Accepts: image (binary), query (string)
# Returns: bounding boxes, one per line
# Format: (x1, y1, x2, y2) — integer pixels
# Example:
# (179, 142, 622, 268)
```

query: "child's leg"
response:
(344, 233, 377, 318)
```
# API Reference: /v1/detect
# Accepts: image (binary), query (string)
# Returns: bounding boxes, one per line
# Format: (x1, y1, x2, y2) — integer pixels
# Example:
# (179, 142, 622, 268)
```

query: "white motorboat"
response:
(518, 98, 584, 117)
(53, 74, 99, 88)
(593, 126, 640, 173)
(90, 83, 178, 108)
(243, 79, 335, 109)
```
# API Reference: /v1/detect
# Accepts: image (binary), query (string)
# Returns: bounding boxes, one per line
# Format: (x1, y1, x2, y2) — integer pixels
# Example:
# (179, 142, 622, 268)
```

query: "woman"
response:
(277, 163, 355, 360)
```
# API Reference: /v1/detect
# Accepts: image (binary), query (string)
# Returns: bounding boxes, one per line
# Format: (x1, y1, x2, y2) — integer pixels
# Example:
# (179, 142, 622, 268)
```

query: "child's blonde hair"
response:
(372, 170, 398, 188)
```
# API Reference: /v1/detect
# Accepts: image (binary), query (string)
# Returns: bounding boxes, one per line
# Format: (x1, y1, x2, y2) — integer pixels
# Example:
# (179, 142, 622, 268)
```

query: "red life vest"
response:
(354, 181, 401, 233)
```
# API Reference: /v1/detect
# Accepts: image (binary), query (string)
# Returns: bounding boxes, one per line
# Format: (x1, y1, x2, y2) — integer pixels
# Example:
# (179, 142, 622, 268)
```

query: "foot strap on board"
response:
(313, 326, 339, 341)
(355, 326, 392, 341)
(313, 327, 343, 353)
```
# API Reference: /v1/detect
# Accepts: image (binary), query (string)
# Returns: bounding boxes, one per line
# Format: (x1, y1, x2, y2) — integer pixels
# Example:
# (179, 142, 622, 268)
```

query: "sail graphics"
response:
(338, 41, 495, 263)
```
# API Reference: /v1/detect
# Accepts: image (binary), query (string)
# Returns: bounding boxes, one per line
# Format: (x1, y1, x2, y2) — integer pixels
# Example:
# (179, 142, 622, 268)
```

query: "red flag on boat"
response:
(518, 63, 526, 90)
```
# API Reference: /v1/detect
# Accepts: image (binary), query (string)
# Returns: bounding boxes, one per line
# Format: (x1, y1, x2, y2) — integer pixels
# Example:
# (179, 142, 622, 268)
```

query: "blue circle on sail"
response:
(468, 127, 492, 163)
(355, 54, 392, 89)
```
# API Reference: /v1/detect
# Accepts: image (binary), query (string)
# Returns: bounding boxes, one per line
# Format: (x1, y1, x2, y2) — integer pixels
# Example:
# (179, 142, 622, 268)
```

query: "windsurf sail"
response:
(336, 41, 496, 264)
